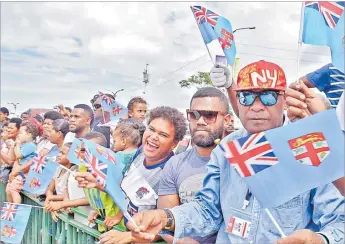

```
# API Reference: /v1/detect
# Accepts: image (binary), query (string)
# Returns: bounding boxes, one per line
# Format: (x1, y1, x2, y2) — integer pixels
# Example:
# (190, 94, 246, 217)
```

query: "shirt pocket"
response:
(263, 195, 305, 235)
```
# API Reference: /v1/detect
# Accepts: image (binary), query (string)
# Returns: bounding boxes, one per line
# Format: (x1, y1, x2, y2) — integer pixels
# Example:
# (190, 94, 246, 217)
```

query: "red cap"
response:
(234, 60, 286, 91)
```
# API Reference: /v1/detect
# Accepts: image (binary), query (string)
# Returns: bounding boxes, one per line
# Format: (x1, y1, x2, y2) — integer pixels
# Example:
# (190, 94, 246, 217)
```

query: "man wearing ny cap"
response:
(127, 60, 344, 244)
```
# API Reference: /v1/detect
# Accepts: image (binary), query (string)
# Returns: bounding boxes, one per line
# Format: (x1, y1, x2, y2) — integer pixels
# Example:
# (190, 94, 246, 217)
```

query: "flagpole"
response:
(98, 91, 106, 124)
(296, 2, 305, 83)
(190, 7, 215, 65)
(4, 202, 44, 209)
(265, 208, 286, 238)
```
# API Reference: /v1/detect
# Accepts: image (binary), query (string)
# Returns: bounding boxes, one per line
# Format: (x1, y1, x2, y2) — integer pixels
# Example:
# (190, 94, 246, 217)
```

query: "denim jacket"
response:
(171, 128, 344, 244)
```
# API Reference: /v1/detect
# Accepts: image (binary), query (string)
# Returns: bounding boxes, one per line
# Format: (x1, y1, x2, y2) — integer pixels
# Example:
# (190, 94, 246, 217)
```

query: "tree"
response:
(179, 72, 213, 89)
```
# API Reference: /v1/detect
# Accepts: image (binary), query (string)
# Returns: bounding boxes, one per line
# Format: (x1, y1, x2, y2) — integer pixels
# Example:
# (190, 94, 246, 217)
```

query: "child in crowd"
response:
(44, 143, 77, 220)
(127, 97, 147, 122)
(83, 120, 144, 232)
(6, 121, 38, 203)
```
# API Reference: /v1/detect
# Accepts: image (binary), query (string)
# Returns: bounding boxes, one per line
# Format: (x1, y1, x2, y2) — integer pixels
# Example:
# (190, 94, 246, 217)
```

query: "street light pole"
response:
(233, 26, 256, 33)
(7, 102, 19, 115)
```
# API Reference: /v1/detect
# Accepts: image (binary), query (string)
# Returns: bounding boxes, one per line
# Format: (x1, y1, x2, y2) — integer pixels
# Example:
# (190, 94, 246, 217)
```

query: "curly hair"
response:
(115, 119, 146, 147)
(148, 106, 187, 142)
(127, 97, 147, 111)
(20, 120, 39, 140)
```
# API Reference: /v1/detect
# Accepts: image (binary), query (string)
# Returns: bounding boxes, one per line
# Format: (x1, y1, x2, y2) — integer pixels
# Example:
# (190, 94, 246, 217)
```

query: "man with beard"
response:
(158, 87, 232, 243)
(64, 104, 94, 143)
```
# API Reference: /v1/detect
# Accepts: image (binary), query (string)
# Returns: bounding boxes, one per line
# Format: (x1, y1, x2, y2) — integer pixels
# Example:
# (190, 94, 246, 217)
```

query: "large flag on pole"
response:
(222, 109, 344, 208)
(302, 2, 345, 72)
(0, 203, 32, 243)
(191, 6, 237, 65)
(99, 92, 128, 124)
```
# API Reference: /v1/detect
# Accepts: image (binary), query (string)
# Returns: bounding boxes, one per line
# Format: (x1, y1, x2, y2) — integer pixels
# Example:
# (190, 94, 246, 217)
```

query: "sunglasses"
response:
(93, 104, 102, 110)
(237, 90, 283, 106)
(186, 109, 224, 124)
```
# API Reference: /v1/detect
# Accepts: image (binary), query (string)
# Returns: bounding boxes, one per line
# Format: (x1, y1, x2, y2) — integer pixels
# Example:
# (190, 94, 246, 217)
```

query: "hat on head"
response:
(234, 60, 286, 91)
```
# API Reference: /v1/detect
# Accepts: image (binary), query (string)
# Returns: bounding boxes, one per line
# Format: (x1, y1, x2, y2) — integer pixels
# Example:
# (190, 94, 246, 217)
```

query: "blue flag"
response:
(222, 109, 344, 208)
(302, 2, 345, 72)
(191, 6, 237, 65)
(99, 92, 128, 124)
(0, 202, 32, 243)
(81, 139, 129, 215)
(22, 155, 59, 195)
(67, 138, 82, 166)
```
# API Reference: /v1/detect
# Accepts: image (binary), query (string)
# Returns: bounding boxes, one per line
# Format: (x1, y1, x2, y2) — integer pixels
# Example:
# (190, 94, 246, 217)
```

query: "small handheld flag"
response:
(191, 5, 237, 65)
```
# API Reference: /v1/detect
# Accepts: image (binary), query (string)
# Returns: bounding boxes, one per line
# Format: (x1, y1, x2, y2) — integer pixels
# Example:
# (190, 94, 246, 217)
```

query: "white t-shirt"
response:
(336, 93, 344, 131)
(67, 169, 94, 226)
(63, 132, 76, 144)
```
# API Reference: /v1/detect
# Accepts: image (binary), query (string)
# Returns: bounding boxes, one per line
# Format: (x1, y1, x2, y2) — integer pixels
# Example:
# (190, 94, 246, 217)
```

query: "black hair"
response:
(9, 118, 22, 130)
(127, 97, 147, 111)
(65, 107, 72, 113)
(44, 111, 63, 121)
(190, 87, 230, 113)
(0, 107, 9, 116)
(148, 106, 187, 142)
(84, 131, 107, 147)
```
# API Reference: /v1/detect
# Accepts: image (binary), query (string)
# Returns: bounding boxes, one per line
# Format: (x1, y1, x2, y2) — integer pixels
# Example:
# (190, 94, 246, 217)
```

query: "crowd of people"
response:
(0, 59, 344, 244)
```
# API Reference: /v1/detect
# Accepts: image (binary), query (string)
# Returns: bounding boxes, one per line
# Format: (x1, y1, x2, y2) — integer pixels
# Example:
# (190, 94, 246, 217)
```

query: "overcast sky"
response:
(1, 2, 331, 115)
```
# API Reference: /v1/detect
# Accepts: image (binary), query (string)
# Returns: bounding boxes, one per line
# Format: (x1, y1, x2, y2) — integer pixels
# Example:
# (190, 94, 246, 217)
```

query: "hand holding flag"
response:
(191, 5, 237, 65)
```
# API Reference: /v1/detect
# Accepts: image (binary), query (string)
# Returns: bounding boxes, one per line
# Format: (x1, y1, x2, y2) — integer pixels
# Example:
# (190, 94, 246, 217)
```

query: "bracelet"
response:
(162, 208, 174, 230)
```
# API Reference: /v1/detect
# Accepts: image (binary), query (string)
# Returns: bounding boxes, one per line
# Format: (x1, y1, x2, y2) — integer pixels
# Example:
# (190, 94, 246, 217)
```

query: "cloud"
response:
(1, 2, 332, 116)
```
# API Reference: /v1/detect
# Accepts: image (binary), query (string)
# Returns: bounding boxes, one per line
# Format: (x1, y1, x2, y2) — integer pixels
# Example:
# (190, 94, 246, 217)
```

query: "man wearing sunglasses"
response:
(158, 87, 232, 243)
(127, 60, 344, 244)
(91, 93, 115, 129)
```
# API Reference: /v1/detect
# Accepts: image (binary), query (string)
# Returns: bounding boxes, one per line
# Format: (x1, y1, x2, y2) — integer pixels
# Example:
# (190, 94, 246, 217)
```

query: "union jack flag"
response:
(1, 203, 17, 221)
(96, 146, 116, 164)
(84, 148, 108, 186)
(191, 6, 219, 28)
(305, 1, 345, 29)
(99, 92, 114, 106)
(31, 156, 47, 174)
(223, 132, 279, 177)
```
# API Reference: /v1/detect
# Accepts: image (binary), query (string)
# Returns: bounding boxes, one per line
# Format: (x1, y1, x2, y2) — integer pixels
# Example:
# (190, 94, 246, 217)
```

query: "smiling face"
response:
(237, 89, 285, 133)
(142, 118, 177, 164)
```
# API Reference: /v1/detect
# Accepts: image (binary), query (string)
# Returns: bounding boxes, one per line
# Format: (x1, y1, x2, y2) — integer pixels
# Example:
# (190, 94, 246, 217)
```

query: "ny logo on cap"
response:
(251, 69, 278, 88)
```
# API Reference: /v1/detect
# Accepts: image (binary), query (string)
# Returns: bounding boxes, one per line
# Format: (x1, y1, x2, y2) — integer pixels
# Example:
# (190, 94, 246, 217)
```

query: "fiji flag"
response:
(222, 109, 344, 208)
(22, 156, 59, 195)
(82, 139, 129, 218)
(302, 2, 345, 72)
(67, 138, 83, 166)
(0, 203, 31, 243)
(191, 6, 237, 65)
(99, 92, 128, 124)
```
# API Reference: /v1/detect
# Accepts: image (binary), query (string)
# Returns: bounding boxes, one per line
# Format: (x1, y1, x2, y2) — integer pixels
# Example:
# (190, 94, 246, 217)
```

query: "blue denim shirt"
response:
(171, 128, 344, 244)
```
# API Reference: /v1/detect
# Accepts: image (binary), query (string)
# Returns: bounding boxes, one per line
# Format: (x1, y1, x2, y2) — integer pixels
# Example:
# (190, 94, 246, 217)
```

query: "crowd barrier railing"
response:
(0, 182, 167, 244)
